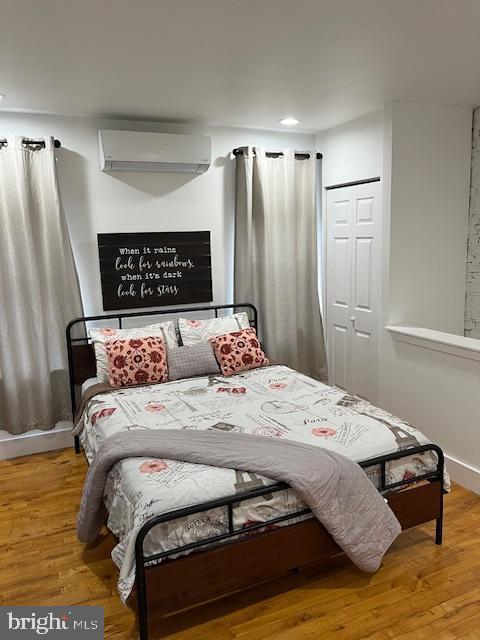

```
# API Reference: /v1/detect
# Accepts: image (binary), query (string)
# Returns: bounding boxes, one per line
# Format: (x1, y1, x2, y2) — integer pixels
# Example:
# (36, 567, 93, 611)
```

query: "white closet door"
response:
(326, 181, 380, 402)
(325, 187, 353, 393)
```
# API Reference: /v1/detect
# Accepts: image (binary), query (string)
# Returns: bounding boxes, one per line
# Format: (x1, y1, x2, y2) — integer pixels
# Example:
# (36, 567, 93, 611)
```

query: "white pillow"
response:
(89, 321, 178, 382)
(178, 312, 251, 346)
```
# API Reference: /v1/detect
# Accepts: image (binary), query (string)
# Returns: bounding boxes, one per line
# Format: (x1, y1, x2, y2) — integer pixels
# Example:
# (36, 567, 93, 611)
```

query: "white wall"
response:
(387, 102, 471, 334)
(378, 103, 476, 490)
(381, 334, 480, 493)
(317, 110, 384, 187)
(0, 112, 315, 315)
(465, 107, 480, 338)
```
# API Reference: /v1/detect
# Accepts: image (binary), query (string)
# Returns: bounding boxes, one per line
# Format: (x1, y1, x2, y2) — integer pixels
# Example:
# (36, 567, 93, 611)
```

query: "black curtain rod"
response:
(233, 147, 322, 160)
(0, 138, 61, 149)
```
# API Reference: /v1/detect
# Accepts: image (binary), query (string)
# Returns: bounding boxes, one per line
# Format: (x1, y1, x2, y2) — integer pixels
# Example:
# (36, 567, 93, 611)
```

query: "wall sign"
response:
(97, 231, 212, 310)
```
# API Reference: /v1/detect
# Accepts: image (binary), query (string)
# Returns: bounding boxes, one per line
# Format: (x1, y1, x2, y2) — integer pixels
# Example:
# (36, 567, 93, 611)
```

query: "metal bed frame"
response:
(66, 303, 258, 454)
(66, 303, 444, 640)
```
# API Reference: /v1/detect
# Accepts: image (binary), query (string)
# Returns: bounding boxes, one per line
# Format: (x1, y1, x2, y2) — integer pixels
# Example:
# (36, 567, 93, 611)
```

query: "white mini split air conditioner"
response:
(98, 129, 211, 174)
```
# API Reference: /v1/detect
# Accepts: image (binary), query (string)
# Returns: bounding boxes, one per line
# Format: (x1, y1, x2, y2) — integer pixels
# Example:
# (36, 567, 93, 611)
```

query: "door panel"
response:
(354, 237, 373, 311)
(351, 330, 371, 400)
(326, 181, 380, 403)
(356, 196, 374, 224)
(326, 187, 353, 394)
(331, 324, 348, 391)
(333, 237, 350, 307)
(333, 199, 350, 226)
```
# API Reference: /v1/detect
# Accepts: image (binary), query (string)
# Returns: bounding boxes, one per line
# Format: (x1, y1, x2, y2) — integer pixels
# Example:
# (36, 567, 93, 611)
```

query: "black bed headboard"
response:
(66, 303, 258, 416)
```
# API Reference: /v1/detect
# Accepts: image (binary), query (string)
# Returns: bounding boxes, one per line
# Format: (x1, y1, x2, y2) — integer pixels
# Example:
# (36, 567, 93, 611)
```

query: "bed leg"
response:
(435, 516, 443, 545)
(74, 435, 81, 454)
(435, 480, 444, 545)
(136, 565, 149, 640)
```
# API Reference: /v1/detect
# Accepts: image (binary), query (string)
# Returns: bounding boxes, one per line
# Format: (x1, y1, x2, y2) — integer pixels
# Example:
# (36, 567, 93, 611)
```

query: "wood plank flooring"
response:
(0, 448, 480, 639)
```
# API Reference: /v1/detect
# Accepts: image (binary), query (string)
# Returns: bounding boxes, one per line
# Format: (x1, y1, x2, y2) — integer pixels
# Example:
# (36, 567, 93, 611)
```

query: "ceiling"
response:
(2, 0, 480, 132)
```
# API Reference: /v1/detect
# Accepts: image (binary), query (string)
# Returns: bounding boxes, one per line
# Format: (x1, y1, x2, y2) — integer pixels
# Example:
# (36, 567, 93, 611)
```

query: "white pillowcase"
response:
(89, 321, 178, 382)
(178, 312, 251, 346)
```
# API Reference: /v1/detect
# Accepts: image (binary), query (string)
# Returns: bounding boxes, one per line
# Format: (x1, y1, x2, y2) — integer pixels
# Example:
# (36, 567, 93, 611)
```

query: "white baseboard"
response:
(445, 454, 480, 495)
(0, 421, 74, 460)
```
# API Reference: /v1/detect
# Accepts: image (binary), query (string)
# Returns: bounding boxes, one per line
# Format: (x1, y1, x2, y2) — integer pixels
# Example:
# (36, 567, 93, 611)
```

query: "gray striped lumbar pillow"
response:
(167, 342, 220, 381)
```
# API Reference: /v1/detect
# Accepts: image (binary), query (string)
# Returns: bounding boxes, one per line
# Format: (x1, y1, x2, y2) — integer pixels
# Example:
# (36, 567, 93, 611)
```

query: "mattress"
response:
(81, 377, 99, 395)
(78, 364, 448, 602)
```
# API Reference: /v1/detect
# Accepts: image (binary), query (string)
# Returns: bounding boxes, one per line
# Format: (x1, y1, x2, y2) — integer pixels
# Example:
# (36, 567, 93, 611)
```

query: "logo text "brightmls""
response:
(0, 606, 103, 638)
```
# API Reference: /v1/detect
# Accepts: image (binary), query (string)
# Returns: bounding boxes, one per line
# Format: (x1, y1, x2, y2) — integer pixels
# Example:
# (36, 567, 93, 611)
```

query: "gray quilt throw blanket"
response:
(77, 430, 401, 573)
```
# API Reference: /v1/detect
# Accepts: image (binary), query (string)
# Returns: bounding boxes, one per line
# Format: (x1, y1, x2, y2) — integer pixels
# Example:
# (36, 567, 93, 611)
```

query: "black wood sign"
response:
(97, 231, 212, 311)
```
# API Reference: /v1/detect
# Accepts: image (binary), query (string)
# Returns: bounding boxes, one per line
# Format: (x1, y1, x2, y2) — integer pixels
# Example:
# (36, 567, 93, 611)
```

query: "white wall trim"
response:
(0, 422, 74, 460)
(445, 454, 480, 495)
(386, 325, 480, 362)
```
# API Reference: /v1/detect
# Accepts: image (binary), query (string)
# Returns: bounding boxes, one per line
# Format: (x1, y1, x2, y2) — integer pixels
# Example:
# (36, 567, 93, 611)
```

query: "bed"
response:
(67, 304, 446, 640)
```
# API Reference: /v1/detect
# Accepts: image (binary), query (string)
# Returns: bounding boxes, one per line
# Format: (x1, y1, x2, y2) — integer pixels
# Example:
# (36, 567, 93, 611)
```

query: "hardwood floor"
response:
(1, 449, 480, 640)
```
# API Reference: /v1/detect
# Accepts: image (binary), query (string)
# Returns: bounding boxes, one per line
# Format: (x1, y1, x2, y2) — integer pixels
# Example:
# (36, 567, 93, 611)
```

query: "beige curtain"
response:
(0, 136, 83, 434)
(234, 147, 327, 381)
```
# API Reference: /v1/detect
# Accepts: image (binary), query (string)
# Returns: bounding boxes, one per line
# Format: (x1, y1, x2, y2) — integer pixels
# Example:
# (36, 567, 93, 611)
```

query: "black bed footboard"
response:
(133, 443, 444, 640)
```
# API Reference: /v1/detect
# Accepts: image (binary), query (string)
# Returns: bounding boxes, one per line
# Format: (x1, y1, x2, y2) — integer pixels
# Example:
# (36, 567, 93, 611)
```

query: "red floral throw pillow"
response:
(210, 328, 269, 376)
(105, 337, 168, 388)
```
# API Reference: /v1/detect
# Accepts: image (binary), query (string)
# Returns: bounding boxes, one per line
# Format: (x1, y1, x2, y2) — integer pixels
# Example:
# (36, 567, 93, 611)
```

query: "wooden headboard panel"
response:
(71, 343, 96, 385)
(66, 303, 258, 416)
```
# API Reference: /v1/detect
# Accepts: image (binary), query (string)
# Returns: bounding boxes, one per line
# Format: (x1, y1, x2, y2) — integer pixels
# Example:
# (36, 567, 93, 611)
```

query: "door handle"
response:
(350, 316, 355, 327)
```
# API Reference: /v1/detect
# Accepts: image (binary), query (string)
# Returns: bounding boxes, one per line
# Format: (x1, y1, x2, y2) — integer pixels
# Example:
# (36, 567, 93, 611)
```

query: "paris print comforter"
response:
(76, 364, 448, 603)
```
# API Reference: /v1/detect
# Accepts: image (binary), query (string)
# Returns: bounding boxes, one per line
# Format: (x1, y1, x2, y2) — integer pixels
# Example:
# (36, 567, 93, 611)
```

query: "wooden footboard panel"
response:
(386, 481, 442, 529)
(141, 480, 442, 616)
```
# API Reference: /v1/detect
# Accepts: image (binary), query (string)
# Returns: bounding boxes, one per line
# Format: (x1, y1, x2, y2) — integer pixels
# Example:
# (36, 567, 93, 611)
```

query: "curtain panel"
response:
(234, 147, 327, 381)
(0, 136, 83, 434)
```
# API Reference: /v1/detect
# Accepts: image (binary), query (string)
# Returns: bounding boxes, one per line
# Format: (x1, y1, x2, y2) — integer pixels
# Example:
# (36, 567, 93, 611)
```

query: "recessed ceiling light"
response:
(0, 93, 5, 101)
(280, 117, 299, 126)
